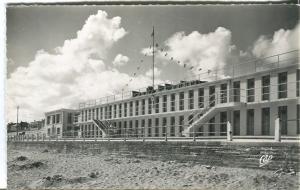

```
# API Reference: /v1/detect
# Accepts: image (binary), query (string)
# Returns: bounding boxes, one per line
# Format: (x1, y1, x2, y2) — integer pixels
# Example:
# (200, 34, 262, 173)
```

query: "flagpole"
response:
(152, 26, 155, 89)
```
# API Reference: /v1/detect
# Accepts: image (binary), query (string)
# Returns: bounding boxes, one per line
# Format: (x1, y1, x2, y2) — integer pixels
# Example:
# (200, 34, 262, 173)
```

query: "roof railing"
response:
(78, 50, 299, 109)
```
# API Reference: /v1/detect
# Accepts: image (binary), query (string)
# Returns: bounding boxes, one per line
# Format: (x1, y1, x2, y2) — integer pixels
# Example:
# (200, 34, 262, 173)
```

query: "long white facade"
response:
(75, 52, 299, 138)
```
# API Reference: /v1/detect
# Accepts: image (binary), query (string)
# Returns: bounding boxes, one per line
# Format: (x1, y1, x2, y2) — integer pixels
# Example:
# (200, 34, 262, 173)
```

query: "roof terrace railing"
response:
(78, 50, 299, 109)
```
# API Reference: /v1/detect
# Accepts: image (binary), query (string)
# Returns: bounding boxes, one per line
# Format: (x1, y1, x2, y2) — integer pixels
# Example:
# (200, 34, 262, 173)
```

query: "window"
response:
(155, 97, 159, 113)
(118, 122, 122, 135)
(88, 109, 91, 120)
(170, 117, 175, 136)
(85, 110, 87, 121)
(220, 84, 227, 103)
(162, 117, 167, 137)
(209, 86, 215, 106)
(47, 116, 51, 125)
(113, 105, 117, 118)
(171, 94, 176, 111)
(148, 119, 152, 137)
(297, 105, 300, 134)
(247, 78, 255, 102)
(124, 103, 127, 117)
(233, 81, 240, 102)
(57, 128, 60, 135)
(261, 107, 270, 135)
(155, 118, 159, 137)
(47, 128, 50, 135)
(262, 75, 270, 101)
(179, 115, 184, 135)
(108, 106, 112, 119)
(163, 95, 167, 112)
(81, 111, 84, 122)
(129, 121, 133, 135)
(118, 104, 122, 118)
(179, 92, 184, 110)
(96, 108, 99, 119)
(148, 98, 152, 114)
(220, 112, 227, 136)
(297, 69, 300, 97)
(198, 88, 204, 108)
(141, 99, 145, 115)
(247, 109, 254, 135)
(129, 102, 133, 116)
(135, 120, 139, 137)
(209, 117, 215, 136)
(278, 106, 288, 135)
(92, 109, 95, 119)
(104, 107, 107, 119)
(56, 114, 61, 123)
(52, 115, 55, 124)
(278, 72, 287, 99)
(141, 120, 145, 136)
(124, 121, 127, 135)
(135, 101, 139, 116)
(100, 108, 103, 120)
(188, 90, 194, 109)
(67, 113, 72, 124)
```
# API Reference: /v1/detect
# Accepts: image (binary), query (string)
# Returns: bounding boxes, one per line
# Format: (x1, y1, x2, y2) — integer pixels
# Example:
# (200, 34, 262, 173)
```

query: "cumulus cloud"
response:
(112, 54, 129, 66)
(6, 10, 150, 122)
(145, 67, 162, 78)
(252, 23, 299, 58)
(145, 27, 237, 76)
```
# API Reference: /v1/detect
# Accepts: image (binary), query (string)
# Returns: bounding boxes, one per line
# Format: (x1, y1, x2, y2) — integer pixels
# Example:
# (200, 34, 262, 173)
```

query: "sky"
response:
(6, 5, 299, 122)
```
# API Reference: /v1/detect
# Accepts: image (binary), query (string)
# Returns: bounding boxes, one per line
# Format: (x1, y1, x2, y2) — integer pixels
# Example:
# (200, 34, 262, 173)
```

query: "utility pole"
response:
(16, 106, 19, 135)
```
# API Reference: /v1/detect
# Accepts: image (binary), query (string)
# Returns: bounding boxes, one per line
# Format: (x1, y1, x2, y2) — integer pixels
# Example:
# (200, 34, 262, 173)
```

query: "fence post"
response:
(165, 126, 168, 142)
(275, 117, 281, 142)
(227, 121, 233, 141)
(124, 128, 127, 142)
(193, 126, 196, 142)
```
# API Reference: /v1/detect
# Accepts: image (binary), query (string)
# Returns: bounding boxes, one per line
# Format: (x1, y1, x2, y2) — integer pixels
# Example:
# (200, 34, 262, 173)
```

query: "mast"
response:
(152, 26, 155, 89)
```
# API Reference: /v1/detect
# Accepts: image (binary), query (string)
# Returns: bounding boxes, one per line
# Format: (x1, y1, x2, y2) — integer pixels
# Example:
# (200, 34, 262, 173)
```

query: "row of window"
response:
(80, 71, 298, 122)
(46, 114, 60, 125)
(80, 105, 300, 137)
(46, 113, 73, 125)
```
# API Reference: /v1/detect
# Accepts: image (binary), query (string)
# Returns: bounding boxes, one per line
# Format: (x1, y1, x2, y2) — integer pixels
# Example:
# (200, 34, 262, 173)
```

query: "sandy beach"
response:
(7, 144, 300, 190)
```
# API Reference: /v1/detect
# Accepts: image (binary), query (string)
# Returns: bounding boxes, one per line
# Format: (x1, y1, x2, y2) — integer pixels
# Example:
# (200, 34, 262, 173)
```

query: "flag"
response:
(151, 27, 154, 37)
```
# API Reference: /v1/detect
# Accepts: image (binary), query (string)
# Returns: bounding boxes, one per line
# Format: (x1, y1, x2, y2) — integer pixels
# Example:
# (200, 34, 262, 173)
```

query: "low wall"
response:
(8, 141, 300, 171)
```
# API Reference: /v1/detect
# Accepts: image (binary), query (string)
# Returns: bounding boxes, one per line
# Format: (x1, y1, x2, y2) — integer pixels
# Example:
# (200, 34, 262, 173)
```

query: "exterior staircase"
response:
(92, 119, 117, 138)
(182, 95, 245, 137)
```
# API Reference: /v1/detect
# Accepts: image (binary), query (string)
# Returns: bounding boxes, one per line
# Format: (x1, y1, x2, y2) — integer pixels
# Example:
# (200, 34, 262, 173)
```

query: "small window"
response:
(247, 78, 255, 102)
(278, 72, 287, 99)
